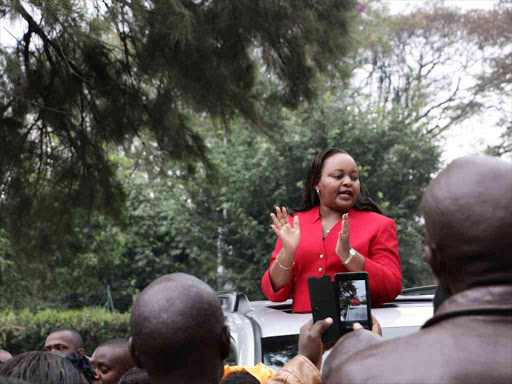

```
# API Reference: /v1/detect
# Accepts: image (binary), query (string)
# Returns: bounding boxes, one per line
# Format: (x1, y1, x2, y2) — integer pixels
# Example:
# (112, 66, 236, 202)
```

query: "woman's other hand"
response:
(270, 207, 300, 255)
(335, 213, 351, 260)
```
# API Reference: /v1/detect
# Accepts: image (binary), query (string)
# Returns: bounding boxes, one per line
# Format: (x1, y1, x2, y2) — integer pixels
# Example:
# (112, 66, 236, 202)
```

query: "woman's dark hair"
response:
(0, 377, 31, 384)
(296, 147, 382, 214)
(0, 351, 88, 384)
(221, 371, 260, 384)
(63, 352, 96, 384)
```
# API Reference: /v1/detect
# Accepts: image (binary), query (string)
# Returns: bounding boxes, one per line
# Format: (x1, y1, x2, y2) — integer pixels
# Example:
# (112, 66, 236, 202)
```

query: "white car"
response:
(220, 286, 435, 370)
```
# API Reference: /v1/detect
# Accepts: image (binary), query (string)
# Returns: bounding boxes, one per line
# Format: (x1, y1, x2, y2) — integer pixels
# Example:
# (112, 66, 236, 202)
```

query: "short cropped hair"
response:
(96, 339, 128, 350)
(221, 371, 260, 384)
(119, 367, 151, 384)
(49, 328, 84, 348)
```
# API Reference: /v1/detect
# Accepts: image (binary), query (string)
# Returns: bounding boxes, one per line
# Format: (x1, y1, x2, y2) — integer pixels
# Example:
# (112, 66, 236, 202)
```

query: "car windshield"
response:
(262, 335, 299, 370)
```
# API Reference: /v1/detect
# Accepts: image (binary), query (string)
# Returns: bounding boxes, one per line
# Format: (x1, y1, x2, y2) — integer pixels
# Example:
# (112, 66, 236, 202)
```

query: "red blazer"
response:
(261, 206, 402, 312)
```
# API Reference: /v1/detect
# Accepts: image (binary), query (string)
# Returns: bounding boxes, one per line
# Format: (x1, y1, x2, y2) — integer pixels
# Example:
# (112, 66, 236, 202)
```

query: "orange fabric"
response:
(266, 355, 321, 384)
(223, 362, 276, 383)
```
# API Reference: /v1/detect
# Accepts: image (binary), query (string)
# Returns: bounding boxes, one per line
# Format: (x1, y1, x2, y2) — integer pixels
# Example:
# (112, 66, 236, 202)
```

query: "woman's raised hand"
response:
(270, 206, 300, 254)
(336, 213, 351, 260)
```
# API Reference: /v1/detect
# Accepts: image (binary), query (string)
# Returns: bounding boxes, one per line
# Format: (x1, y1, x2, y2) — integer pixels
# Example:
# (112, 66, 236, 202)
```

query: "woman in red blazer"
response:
(261, 148, 402, 313)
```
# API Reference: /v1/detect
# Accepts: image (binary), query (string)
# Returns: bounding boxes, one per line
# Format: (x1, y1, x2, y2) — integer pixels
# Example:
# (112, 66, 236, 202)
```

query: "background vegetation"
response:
(0, 308, 129, 354)
(0, 0, 510, 332)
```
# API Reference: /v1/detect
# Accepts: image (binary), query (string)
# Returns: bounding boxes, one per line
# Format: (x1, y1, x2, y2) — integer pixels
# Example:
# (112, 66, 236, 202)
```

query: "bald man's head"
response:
(420, 155, 512, 292)
(129, 273, 230, 384)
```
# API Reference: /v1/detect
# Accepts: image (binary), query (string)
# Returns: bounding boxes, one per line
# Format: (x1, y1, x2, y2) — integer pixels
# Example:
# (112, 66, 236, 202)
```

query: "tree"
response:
(347, 2, 511, 141)
(165, 87, 441, 298)
(468, 4, 512, 157)
(0, 0, 360, 255)
(6, 2, 510, 309)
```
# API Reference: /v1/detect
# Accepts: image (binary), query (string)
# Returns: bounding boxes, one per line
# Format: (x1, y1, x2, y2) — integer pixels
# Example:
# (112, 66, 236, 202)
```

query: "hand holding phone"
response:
(308, 272, 372, 344)
(298, 317, 334, 370)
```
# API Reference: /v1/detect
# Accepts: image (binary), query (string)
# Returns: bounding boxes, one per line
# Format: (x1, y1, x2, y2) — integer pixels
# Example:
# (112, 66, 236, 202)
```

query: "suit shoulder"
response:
(291, 206, 319, 220)
(352, 210, 395, 226)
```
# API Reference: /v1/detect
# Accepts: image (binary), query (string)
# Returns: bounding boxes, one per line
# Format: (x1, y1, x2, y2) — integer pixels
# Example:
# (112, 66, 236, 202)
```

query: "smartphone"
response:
(308, 272, 372, 344)
(307, 274, 342, 344)
(335, 272, 372, 336)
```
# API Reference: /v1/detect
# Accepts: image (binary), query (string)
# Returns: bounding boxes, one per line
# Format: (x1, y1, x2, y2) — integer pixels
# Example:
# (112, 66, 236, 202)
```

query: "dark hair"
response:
(0, 351, 88, 384)
(63, 352, 96, 384)
(296, 147, 382, 214)
(97, 338, 128, 350)
(221, 371, 260, 384)
(0, 377, 31, 384)
(119, 367, 151, 384)
(49, 328, 84, 349)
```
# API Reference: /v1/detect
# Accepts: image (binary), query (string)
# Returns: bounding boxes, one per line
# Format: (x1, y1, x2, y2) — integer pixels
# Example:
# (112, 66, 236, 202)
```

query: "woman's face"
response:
(315, 153, 361, 213)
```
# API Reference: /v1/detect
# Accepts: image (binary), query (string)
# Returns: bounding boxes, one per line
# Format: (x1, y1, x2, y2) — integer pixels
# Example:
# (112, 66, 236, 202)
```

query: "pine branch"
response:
(17, 3, 87, 83)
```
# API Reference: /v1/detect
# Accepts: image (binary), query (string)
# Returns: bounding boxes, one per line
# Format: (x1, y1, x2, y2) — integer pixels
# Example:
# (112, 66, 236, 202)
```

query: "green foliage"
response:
(0, 229, 24, 308)
(0, 0, 359, 254)
(0, 308, 129, 355)
(0, 76, 440, 309)
(5, 2, 510, 310)
(162, 90, 440, 297)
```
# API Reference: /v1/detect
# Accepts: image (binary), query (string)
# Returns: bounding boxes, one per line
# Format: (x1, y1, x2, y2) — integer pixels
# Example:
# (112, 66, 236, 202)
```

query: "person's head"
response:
(420, 155, 512, 294)
(0, 351, 88, 384)
(221, 371, 260, 384)
(91, 339, 134, 384)
(0, 350, 12, 364)
(118, 367, 151, 384)
(44, 328, 85, 355)
(129, 273, 230, 384)
(300, 148, 381, 214)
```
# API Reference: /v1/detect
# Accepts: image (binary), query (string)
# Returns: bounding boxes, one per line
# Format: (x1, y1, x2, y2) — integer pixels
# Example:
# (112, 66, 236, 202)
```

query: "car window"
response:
(261, 335, 299, 371)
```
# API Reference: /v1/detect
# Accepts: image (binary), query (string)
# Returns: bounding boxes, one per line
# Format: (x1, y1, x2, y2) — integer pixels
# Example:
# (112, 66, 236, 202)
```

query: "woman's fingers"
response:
(340, 213, 350, 238)
(275, 206, 289, 226)
(270, 213, 282, 229)
(272, 207, 299, 234)
(343, 213, 349, 233)
(279, 207, 289, 225)
(270, 224, 280, 237)
(271, 207, 290, 230)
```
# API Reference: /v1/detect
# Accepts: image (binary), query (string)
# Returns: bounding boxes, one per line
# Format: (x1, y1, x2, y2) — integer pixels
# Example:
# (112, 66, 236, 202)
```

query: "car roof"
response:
(246, 299, 433, 338)
(224, 290, 434, 339)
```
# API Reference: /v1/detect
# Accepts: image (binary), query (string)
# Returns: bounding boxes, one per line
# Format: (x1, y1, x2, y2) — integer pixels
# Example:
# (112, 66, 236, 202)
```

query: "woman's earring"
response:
(316, 189, 320, 195)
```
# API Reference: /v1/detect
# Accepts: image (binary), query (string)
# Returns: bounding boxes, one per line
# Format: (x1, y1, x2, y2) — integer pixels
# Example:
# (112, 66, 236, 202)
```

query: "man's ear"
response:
(424, 237, 444, 279)
(128, 337, 144, 368)
(220, 325, 230, 361)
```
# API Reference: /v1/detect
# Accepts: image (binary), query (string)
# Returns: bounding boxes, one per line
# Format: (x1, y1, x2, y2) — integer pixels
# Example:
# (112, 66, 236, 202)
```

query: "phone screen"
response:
(337, 278, 370, 332)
